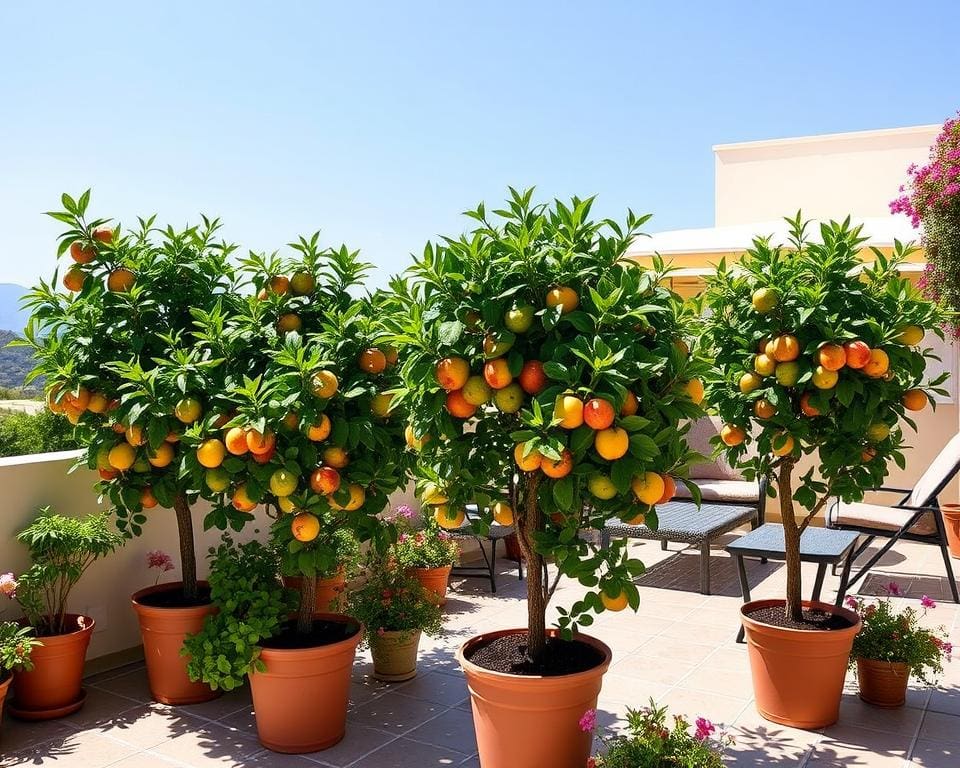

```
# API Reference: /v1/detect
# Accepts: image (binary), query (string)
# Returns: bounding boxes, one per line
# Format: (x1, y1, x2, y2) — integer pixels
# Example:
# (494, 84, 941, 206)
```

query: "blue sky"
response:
(1, 1, 958, 290)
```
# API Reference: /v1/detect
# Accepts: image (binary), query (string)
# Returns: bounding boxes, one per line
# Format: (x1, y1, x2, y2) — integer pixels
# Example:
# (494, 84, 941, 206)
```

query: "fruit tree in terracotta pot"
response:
(389, 189, 705, 768)
(703, 215, 948, 729)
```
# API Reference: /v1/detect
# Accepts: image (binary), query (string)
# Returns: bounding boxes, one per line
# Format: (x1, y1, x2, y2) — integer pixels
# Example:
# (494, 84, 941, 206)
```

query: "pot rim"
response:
(456, 627, 612, 683)
(740, 598, 861, 636)
(19, 613, 95, 640)
(131, 580, 212, 607)
(258, 612, 362, 658)
(406, 564, 454, 572)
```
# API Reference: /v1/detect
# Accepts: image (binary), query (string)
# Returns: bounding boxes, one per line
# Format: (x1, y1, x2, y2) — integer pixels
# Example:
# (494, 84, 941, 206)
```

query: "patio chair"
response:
(826, 432, 960, 602)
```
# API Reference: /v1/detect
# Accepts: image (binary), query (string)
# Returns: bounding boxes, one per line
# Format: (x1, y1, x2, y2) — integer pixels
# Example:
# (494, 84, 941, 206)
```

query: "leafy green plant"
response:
(703, 215, 948, 621)
(0, 409, 79, 458)
(183, 536, 294, 691)
(391, 508, 460, 569)
(388, 188, 705, 661)
(846, 585, 952, 685)
(347, 559, 443, 645)
(6, 508, 122, 635)
(0, 622, 38, 679)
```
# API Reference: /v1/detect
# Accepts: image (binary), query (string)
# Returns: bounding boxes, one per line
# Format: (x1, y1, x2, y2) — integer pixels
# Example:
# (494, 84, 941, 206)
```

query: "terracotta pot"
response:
(457, 628, 612, 768)
(407, 565, 452, 606)
(371, 629, 421, 682)
(248, 613, 361, 753)
(0, 671, 10, 722)
(10, 614, 94, 720)
(504, 532, 525, 563)
(741, 599, 861, 729)
(131, 582, 220, 705)
(940, 504, 960, 558)
(283, 571, 348, 612)
(857, 658, 910, 708)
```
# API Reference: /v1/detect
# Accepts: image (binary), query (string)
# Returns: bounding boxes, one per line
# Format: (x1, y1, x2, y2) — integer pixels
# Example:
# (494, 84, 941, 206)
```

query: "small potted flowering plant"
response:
(0, 573, 39, 723)
(846, 584, 952, 708)
(391, 504, 460, 605)
(581, 702, 733, 767)
(347, 559, 443, 682)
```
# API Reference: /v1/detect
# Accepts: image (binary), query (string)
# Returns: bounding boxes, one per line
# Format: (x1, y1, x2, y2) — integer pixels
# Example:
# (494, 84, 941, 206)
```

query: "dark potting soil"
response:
(136, 585, 212, 609)
(745, 605, 855, 632)
(260, 619, 361, 650)
(465, 633, 605, 676)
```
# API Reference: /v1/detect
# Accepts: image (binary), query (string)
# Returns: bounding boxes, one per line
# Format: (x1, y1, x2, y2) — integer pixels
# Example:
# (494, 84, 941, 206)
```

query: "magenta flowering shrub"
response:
(147, 550, 175, 584)
(391, 509, 460, 569)
(891, 113, 960, 324)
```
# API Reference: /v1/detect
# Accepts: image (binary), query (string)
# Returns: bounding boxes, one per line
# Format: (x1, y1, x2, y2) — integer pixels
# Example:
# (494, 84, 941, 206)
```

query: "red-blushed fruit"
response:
(817, 344, 846, 372)
(63, 266, 86, 292)
(246, 429, 276, 455)
(754, 399, 776, 419)
(445, 389, 477, 418)
(140, 487, 159, 509)
(277, 313, 302, 333)
(620, 391, 639, 416)
(310, 466, 341, 495)
(107, 268, 135, 293)
(99, 468, 119, 481)
(843, 340, 871, 369)
(269, 275, 290, 295)
(583, 398, 615, 430)
(483, 358, 512, 389)
(720, 424, 745, 446)
(800, 392, 822, 417)
(70, 241, 96, 264)
(358, 348, 387, 374)
(540, 449, 573, 478)
(861, 445, 877, 462)
(251, 446, 276, 464)
(92, 226, 113, 244)
(766, 334, 800, 362)
(902, 389, 927, 411)
(863, 348, 890, 378)
(657, 475, 676, 505)
(435, 357, 470, 391)
(518, 360, 547, 395)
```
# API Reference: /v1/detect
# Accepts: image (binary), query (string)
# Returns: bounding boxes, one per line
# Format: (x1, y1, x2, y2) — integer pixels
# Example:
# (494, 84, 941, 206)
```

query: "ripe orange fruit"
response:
(621, 510, 646, 525)
(251, 446, 275, 464)
(310, 466, 341, 495)
(405, 425, 430, 451)
(462, 375, 493, 405)
(291, 512, 320, 541)
(174, 396, 203, 424)
(674, 339, 690, 358)
(435, 357, 470, 391)
(555, 394, 584, 429)
(483, 358, 513, 390)
(277, 313, 302, 333)
(600, 588, 629, 612)
(546, 286, 579, 314)
(311, 370, 339, 398)
(492, 502, 514, 526)
(739, 372, 763, 394)
(843, 340, 871, 369)
(107, 268, 135, 293)
(63, 266, 87, 292)
(863, 348, 890, 378)
(359, 348, 387, 374)
(632, 472, 665, 505)
(446, 389, 477, 418)
(233, 484, 258, 512)
(800, 392, 821, 417)
(125, 424, 147, 446)
(583, 398, 615, 430)
(197, 438, 226, 468)
(720, 424, 745, 447)
(257, 288, 269, 301)
(902, 389, 927, 411)
(620, 391, 639, 416)
(69, 241, 96, 264)
(435, 505, 466, 529)
(331, 483, 366, 512)
(861, 446, 877, 463)
(772, 431, 795, 457)
(684, 379, 705, 405)
(246, 429, 276, 455)
(371, 393, 394, 418)
(595, 427, 629, 460)
(812, 365, 839, 390)
(148, 442, 175, 468)
(754, 353, 777, 377)
(269, 275, 290, 295)
(541, 449, 573, 478)
(86, 391, 109, 414)
(99, 468, 119, 481)
(92, 226, 113, 244)
(307, 414, 332, 442)
(322, 446, 350, 469)
(514, 442, 542, 471)
(111, 421, 126, 434)
(657, 475, 676, 505)
(140, 487, 159, 509)
(64, 387, 91, 411)
(754, 399, 776, 419)
(518, 360, 548, 395)
(289, 271, 316, 296)
(766, 334, 800, 362)
(895, 325, 924, 346)
(818, 344, 846, 371)
(108, 443, 136, 471)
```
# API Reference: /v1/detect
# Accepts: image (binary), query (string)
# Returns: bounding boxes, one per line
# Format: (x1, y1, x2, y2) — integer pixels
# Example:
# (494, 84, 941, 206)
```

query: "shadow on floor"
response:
(634, 548, 782, 599)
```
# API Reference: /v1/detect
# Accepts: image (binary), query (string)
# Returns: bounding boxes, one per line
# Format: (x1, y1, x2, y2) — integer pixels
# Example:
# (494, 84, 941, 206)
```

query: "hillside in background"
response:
(0, 330, 37, 391)
(0, 283, 29, 332)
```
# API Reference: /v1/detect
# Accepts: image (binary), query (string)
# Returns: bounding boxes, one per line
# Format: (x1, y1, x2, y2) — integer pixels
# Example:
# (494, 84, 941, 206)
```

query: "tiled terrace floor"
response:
(2, 533, 959, 767)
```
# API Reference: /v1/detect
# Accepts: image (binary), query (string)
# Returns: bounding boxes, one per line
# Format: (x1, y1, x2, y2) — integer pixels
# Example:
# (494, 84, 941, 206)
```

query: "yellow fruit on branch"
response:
(108, 442, 136, 471)
(771, 431, 795, 457)
(594, 427, 629, 460)
(514, 442, 542, 472)
(631, 471, 665, 506)
(492, 502, 514, 526)
(197, 438, 226, 468)
(751, 287, 779, 313)
(720, 424, 746, 447)
(311, 370, 339, 398)
(600, 588, 629, 612)
(291, 512, 320, 541)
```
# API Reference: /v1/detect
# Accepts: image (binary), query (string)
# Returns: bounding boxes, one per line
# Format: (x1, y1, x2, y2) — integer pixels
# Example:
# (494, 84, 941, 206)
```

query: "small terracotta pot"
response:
(0, 671, 11, 722)
(741, 599, 861, 729)
(132, 582, 220, 706)
(857, 659, 910, 708)
(458, 628, 612, 768)
(407, 565, 452, 606)
(940, 504, 960, 558)
(283, 571, 347, 612)
(371, 629, 421, 682)
(10, 614, 94, 720)
(504, 532, 524, 563)
(248, 613, 361, 753)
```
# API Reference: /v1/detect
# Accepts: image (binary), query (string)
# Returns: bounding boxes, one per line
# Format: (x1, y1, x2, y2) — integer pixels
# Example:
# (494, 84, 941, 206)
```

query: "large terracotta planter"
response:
(457, 628, 612, 768)
(740, 599, 861, 729)
(283, 571, 347, 612)
(0, 671, 10, 722)
(9, 614, 93, 720)
(856, 659, 910, 708)
(132, 582, 219, 705)
(371, 629, 421, 682)
(407, 565, 452, 606)
(940, 504, 960, 558)
(248, 613, 361, 753)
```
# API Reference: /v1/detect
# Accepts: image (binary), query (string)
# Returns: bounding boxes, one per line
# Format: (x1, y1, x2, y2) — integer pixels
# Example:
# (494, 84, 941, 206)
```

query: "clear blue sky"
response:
(2, 1, 958, 290)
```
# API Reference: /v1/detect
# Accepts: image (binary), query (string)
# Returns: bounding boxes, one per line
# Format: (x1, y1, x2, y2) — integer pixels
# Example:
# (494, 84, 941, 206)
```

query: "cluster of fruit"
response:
(61, 227, 136, 294)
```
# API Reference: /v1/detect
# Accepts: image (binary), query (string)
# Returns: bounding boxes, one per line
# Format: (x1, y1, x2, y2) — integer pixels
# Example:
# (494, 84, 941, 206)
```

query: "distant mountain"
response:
(0, 283, 29, 333)
(0, 330, 37, 391)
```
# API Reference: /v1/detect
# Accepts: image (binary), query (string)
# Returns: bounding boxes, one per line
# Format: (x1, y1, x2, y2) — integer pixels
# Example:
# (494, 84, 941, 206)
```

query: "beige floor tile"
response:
(832, 694, 925, 734)
(348, 691, 450, 735)
(89, 668, 154, 704)
(175, 686, 252, 722)
(679, 665, 757, 699)
(404, 706, 477, 754)
(89, 703, 207, 749)
(151, 721, 262, 766)
(1, 729, 138, 768)
(633, 634, 716, 664)
(598, 673, 670, 706)
(909, 738, 960, 767)
(928, 686, 960, 716)
(0, 715, 76, 753)
(59, 686, 143, 728)
(292, 724, 396, 767)
(392, 671, 469, 707)
(658, 620, 738, 645)
(356, 736, 479, 768)
(919, 710, 960, 744)
(108, 754, 190, 768)
(610, 653, 697, 686)
(659, 686, 750, 725)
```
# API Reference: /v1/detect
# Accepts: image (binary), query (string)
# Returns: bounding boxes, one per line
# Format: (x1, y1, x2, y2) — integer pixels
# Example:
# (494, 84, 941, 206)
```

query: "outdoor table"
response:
(447, 505, 524, 593)
(727, 523, 860, 642)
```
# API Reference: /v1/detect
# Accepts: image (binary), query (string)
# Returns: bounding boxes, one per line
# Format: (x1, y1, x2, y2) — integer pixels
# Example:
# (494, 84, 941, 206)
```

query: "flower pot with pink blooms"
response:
(847, 585, 952, 708)
(390, 505, 459, 606)
(0, 620, 39, 725)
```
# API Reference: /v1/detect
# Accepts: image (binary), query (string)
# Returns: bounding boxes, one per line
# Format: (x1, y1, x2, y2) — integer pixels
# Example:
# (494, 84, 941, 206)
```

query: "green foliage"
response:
(277, 526, 360, 580)
(183, 537, 295, 691)
(347, 559, 443, 646)
(0, 622, 38, 676)
(12, 508, 123, 635)
(392, 514, 460, 569)
(0, 408, 79, 457)
(847, 591, 951, 686)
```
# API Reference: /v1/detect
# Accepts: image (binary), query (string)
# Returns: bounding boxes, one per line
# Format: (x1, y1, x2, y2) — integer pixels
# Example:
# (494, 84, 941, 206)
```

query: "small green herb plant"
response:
(347, 559, 443, 646)
(0, 622, 39, 680)
(183, 536, 295, 692)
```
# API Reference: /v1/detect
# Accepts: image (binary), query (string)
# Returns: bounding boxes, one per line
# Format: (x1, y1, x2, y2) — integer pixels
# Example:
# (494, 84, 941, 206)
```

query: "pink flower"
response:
(0, 572, 17, 599)
(147, 550, 175, 572)
(586, 759, 597, 768)
(394, 504, 416, 521)
(694, 717, 716, 741)
(377, 627, 385, 636)
(844, 595, 859, 611)
(885, 582, 902, 597)
(579, 708, 597, 733)
(921, 595, 936, 609)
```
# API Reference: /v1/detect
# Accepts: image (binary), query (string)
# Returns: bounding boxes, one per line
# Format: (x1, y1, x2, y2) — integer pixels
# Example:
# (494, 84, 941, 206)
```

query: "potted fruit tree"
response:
(389, 189, 704, 768)
(281, 528, 359, 612)
(2, 509, 121, 719)
(19, 192, 263, 705)
(703, 215, 948, 728)
(391, 503, 460, 605)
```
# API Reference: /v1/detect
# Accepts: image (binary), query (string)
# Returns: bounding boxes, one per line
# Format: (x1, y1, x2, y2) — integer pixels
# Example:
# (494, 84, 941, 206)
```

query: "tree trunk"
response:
(297, 575, 317, 636)
(517, 474, 546, 662)
(173, 493, 198, 602)
(778, 461, 803, 622)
